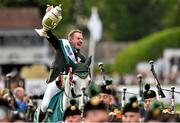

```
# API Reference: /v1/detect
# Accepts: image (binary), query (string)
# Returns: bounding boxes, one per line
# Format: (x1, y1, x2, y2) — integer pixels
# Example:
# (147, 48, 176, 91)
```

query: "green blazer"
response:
(46, 31, 86, 83)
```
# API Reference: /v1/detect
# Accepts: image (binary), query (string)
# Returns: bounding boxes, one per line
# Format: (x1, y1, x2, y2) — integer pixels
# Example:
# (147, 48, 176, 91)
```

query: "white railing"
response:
(0, 46, 52, 65)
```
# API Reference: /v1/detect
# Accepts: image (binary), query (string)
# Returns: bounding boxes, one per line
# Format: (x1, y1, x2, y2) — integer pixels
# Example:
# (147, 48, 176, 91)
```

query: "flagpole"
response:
(87, 6, 102, 81)
(88, 37, 96, 80)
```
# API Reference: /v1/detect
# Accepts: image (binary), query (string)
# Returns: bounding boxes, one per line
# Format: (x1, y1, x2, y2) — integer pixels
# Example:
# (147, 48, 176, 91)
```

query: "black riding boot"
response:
(38, 109, 46, 122)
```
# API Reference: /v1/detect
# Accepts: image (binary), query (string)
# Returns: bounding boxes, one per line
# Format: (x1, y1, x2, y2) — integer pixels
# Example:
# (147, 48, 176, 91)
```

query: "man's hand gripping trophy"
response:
(35, 4, 62, 38)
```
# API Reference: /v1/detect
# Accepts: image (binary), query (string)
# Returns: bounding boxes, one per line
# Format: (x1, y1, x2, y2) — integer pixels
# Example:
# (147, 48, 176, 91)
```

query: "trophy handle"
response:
(35, 28, 49, 38)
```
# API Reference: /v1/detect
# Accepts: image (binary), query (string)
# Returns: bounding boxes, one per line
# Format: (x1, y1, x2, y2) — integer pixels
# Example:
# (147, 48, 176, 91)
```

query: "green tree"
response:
(161, 0, 180, 28)
(88, 0, 180, 41)
(1, 0, 180, 42)
(113, 27, 180, 74)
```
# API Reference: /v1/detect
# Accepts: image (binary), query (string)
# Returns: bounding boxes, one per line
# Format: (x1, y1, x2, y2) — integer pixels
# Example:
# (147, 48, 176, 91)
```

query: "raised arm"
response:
(46, 30, 60, 49)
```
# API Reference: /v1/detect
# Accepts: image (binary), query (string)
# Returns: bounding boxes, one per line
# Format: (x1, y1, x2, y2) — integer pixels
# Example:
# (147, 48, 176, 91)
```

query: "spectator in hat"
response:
(122, 96, 142, 122)
(98, 80, 121, 121)
(144, 100, 163, 122)
(98, 80, 114, 105)
(83, 97, 110, 122)
(143, 84, 157, 111)
(63, 99, 81, 123)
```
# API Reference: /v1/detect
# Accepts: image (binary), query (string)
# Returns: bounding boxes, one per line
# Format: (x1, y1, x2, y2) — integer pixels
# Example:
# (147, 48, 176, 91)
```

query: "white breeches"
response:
(40, 80, 60, 112)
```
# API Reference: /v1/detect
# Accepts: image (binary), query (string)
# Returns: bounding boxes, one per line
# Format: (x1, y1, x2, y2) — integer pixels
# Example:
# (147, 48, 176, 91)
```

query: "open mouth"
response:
(77, 43, 82, 47)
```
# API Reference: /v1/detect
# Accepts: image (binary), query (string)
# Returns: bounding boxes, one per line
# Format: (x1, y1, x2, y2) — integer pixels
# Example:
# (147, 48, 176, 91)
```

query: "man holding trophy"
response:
(35, 4, 86, 121)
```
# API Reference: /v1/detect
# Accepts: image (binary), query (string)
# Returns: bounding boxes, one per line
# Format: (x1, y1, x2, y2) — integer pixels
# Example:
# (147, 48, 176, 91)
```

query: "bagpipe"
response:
(118, 60, 180, 118)
(98, 62, 122, 121)
(149, 60, 179, 115)
(97, 60, 180, 122)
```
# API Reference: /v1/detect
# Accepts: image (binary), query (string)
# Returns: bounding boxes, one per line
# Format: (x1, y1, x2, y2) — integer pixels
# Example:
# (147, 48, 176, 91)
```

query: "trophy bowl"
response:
(35, 4, 62, 38)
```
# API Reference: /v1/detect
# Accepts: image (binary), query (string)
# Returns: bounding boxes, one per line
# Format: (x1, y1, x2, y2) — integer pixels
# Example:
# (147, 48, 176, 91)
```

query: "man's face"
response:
(69, 32, 84, 50)
(84, 110, 109, 122)
(144, 97, 156, 111)
(64, 115, 81, 123)
(17, 88, 25, 100)
(122, 112, 140, 122)
(98, 93, 112, 105)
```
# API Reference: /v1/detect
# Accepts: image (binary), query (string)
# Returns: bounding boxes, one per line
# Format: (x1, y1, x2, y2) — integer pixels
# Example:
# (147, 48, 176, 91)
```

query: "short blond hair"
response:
(68, 29, 82, 41)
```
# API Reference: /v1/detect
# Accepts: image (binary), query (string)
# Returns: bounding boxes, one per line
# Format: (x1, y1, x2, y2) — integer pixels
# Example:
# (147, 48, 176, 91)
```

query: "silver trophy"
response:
(35, 4, 62, 38)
